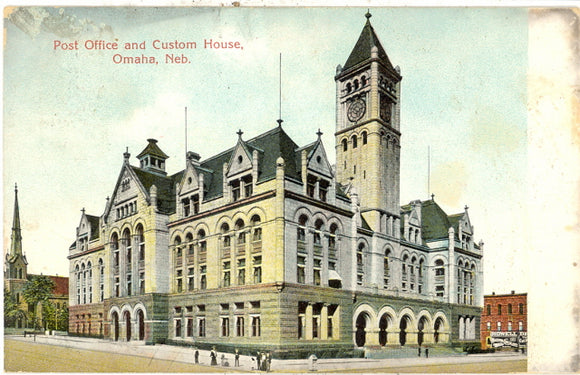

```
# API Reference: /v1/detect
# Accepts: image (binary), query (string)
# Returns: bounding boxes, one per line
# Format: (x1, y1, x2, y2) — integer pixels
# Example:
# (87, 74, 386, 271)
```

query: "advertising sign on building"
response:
(490, 331, 527, 348)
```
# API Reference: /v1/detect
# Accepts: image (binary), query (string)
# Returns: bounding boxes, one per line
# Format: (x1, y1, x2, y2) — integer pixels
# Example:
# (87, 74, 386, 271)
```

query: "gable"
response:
(409, 210, 420, 226)
(179, 164, 201, 196)
(306, 141, 333, 178)
(78, 215, 90, 238)
(227, 142, 253, 178)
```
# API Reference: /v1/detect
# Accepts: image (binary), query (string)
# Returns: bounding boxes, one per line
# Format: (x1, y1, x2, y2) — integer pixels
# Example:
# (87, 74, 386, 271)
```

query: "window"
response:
(139, 272, 145, 294)
(362, 131, 367, 145)
(175, 319, 182, 337)
(487, 304, 491, 315)
(188, 267, 195, 291)
(518, 321, 524, 331)
(498, 304, 502, 315)
(297, 256, 306, 284)
(319, 180, 329, 202)
(508, 321, 513, 331)
(297, 215, 308, 242)
(307, 175, 316, 198)
(243, 176, 253, 198)
(352, 135, 358, 148)
(313, 258, 321, 286)
(200, 265, 207, 289)
(251, 316, 261, 337)
(198, 318, 206, 337)
(187, 318, 194, 337)
(357, 243, 365, 285)
(231, 180, 241, 201)
(497, 322, 501, 331)
(237, 258, 246, 285)
(342, 139, 347, 151)
(486, 322, 491, 330)
(236, 316, 245, 337)
(508, 304, 512, 314)
(519, 303, 524, 315)
(253, 257, 262, 284)
(223, 261, 231, 287)
(221, 317, 230, 337)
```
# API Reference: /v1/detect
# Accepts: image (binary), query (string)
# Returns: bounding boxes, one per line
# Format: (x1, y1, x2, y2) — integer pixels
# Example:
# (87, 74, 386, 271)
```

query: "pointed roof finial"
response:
(431, 193, 435, 201)
(277, 119, 283, 127)
(14, 183, 18, 193)
(465, 205, 469, 211)
(237, 129, 244, 139)
(365, 9, 372, 21)
(316, 128, 323, 139)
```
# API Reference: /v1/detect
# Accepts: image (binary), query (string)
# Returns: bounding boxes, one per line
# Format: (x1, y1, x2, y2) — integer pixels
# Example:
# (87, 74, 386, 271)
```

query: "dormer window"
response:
(232, 180, 241, 202)
(319, 180, 329, 202)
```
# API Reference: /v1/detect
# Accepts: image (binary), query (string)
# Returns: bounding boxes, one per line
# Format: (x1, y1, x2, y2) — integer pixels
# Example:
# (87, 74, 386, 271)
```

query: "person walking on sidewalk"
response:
(194, 348, 199, 364)
(210, 347, 217, 366)
(235, 349, 240, 367)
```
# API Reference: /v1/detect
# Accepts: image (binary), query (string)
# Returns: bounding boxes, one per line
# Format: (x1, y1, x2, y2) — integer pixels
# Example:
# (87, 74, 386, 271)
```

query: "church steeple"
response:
(10, 183, 22, 256)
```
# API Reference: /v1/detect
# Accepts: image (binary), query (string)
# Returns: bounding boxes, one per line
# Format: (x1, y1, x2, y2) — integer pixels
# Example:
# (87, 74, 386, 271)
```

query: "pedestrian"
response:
(418, 346, 421, 357)
(425, 348, 429, 358)
(210, 347, 218, 366)
(235, 349, 240, 367)
(267, 352, 272, 372)
(194, 348, 199, 364)
(256, 351, 261, 371)
(220, 353, 226, 366)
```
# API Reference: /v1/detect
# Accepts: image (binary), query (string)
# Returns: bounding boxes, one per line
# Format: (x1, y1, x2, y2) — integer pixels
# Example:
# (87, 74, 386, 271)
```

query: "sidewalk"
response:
(6, 334, 526, 372)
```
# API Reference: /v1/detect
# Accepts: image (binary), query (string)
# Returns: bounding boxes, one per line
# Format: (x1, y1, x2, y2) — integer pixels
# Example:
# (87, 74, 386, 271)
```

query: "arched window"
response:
(297, 215, 308, 242)
(81, 263, 86, 304)
(235, 219, 246, 244)
(342, 138, 348, 151)
(353, 79, 359, 90)
(383, 249, 391, 287)
(174, 236, 182, 257)
(198, 229, 207, 254)
(136, 225, 145, 262)
(351, 135, 358, 149)
(328, 223, 338, 249)
(87, 261, 93, 303)
(221, 223, 230, 247)
(434, 259, 445, 297)
(186, 232, 194, 255)
(356, 243, 365, 285)
(362, 131, 367, 145)
(313, 219, 324, 245)
(98, 259, 104, 302)
(346, 82, 352, 93)
(75, 264, 81, 304)
(251, 215, 262, 241)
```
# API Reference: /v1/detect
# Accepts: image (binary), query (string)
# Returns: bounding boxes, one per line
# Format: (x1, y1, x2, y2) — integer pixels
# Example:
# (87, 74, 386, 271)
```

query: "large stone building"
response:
(68, 14, 483, 357)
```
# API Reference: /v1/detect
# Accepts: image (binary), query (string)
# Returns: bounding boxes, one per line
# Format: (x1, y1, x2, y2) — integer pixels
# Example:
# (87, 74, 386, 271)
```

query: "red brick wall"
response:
(480, 293, 527, 349)
(69, 304, 106, 337)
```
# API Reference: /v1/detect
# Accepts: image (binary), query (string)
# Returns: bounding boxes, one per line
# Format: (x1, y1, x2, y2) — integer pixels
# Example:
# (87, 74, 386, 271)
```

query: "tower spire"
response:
(10, 183, 22, 256)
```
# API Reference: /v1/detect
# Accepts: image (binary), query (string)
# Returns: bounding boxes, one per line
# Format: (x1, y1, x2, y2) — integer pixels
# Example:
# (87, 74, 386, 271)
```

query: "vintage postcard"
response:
(3, 4, 578, 373)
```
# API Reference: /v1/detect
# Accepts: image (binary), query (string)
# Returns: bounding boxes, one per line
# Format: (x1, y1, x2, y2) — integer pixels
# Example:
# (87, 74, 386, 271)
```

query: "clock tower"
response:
(335, 12, 402, 234)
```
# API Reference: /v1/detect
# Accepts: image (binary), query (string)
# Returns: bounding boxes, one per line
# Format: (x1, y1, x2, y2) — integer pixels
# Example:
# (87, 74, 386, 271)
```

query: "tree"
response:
(22, 275, 55, 329)
(4, 289, 25, 327)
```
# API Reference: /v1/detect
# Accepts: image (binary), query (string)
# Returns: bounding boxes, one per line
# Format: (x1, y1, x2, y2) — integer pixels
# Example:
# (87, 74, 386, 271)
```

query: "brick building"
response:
(68, 13, 484, 357)
(480, 291, 527, 350)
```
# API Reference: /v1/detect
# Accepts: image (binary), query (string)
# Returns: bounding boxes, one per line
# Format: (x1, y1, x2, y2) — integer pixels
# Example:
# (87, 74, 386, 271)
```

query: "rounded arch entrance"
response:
(111, 311, 119, 341)
(399, 315, 413, 346)
(137, 309, 145, 341)
(417, 316, 430, 346)
(355, 312, 371, 347)
(124, 310, 132, 341)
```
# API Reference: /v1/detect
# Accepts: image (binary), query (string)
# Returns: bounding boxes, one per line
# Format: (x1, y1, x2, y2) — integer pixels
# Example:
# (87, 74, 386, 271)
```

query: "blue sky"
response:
(3, 7, 528, 294)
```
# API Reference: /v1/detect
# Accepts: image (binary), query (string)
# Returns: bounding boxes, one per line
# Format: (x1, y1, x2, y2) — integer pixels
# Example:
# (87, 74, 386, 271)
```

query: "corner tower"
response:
(335, 12, 402, 233)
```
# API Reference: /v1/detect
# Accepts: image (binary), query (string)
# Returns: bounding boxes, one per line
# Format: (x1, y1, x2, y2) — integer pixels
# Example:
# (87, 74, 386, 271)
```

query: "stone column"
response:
(321, 304, 328, 340)
(406, 329, 419, 345)
(305, 303, 313, 340)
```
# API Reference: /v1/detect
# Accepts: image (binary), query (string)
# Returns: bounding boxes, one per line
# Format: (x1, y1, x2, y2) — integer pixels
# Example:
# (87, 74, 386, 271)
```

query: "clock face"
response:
(347, 99, 366, 122)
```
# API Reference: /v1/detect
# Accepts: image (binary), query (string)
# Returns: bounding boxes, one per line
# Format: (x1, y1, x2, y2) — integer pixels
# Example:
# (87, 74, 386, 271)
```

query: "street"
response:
(4, 336, 527, 373)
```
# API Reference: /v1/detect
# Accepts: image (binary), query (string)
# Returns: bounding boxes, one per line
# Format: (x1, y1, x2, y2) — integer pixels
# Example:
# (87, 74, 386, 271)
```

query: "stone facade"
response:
(68, 14, 484, 357)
